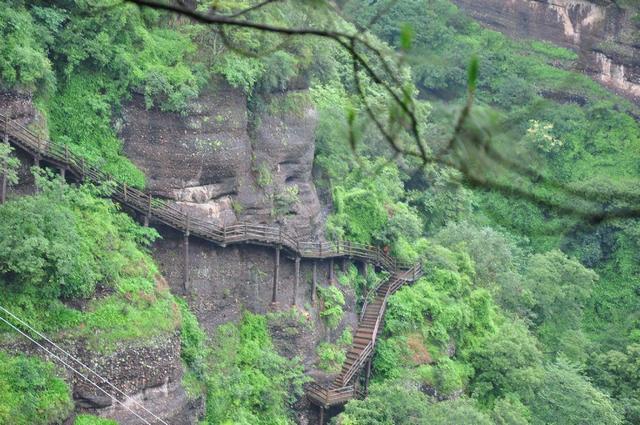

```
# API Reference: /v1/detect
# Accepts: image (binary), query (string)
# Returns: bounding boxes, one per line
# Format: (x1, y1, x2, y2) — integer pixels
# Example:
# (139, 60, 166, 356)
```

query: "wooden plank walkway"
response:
(0, 111, 423, 408)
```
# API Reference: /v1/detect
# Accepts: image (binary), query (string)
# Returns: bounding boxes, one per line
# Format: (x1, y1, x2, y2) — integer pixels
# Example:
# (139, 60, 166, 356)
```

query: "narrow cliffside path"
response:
(0, 111, 423, 408)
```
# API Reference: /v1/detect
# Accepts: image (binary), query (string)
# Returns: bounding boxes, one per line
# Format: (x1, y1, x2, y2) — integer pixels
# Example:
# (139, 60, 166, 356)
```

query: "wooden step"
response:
(346, 352, 360, 361)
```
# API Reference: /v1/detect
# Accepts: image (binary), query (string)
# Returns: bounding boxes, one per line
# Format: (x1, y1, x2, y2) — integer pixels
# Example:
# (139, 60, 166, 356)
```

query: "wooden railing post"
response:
(123, 182, 128, 202)
(80, 158, 85, 182)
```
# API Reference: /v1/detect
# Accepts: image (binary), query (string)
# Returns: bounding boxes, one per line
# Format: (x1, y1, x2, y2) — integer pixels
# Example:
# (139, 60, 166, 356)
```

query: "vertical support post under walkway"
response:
(329, 258, 334, 284)
(364, 358, 372, 394)
(311, 261, 317, 304)
(272, 245, 281, 304)
(319, 406, 324, 425)
(0, 162, 5, 204)
(34, 137, 41, 168)
(1, 119, 7, 204)
(292, 256, 300, 306)
(184, 214, 190, 292)
(144, 194, 151, 227)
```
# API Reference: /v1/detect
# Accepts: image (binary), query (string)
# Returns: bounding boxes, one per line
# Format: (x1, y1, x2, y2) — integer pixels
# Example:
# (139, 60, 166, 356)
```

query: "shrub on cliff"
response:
(204, 312, 308, 425)
(0, 351, 73, 425)
(0, 174, 180, 350)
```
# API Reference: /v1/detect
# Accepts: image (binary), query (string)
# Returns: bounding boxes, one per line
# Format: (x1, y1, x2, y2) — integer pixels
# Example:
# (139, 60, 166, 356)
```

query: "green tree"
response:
(204, 312, 308, 424)
(524, 250, 598, 359)
(469, 321, 543, 405)
(529, 358, 622, 425)
(335, 381, 432, 425)
(337, 382, 492, 425)
(589, 344, 640, 424)
(0, 3, 55, 92)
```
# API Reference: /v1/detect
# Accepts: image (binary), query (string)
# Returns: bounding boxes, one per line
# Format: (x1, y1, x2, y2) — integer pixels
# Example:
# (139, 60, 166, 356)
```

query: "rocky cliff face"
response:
(2, 333, 201, 425)
(451, 0, 640, 102)
(119, 78, 322, 238)
(152, 223, 359, 370)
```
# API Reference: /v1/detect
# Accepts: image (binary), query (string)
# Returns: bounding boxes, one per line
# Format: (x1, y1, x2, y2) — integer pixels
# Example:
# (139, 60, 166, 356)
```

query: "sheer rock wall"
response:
(119, 78, 322, 238)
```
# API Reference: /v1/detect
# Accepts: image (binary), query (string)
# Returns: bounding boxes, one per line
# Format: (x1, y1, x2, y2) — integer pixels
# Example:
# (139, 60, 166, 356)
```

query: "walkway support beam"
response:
(312, 261, 317, 304)
(1, 118, 6, 204)
(329, 258, 334, 284)
(184, 214, 190, 292)
(0, 164, 6, 204)
(272, 246, 281, 304)
(293, 256, 300, 306)
(364, 358, 372, 393)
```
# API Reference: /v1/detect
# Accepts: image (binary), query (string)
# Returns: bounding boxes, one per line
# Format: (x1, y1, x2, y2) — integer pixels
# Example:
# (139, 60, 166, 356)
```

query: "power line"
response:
(0, 308, 155, 425)
(0, 305, 169, 425)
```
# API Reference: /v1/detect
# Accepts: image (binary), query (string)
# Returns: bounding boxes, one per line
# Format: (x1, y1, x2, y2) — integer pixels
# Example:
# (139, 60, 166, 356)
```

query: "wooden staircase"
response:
(307, 265, 423, 408)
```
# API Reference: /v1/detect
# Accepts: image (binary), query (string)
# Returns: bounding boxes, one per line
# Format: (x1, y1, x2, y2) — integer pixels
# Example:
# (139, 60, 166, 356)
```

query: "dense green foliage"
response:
(203, 312, 308, 425)
(312, 0, 640, 424)
(2, 0, 640, 423)
(0, 174, 182, 351)
(312, 0, 640, 423)
(74, 415, 118, 425)
(0, 352, 73, 425)
(316, 284, 346, 330)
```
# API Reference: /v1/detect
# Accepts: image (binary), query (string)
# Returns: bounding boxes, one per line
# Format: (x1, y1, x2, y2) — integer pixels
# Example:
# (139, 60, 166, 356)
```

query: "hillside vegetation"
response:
(1, 0, 639, 424)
